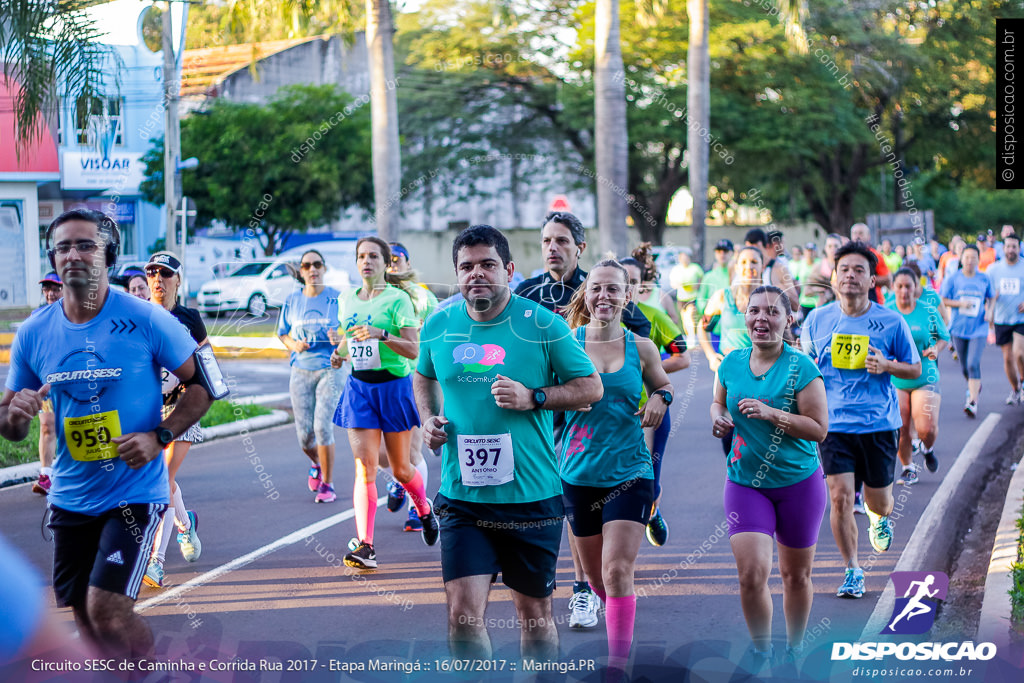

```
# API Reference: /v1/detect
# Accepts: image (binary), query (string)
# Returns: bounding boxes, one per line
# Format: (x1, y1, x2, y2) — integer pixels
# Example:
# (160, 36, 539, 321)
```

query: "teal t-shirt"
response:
(417, 295, 596, 504)
(720, 288, 751, 354)
(885, 300, 950, 391)
(884, 286, 942, 312)
(339, 285, 419, 377)
(560, 330, 652, 487)
(718, 346, 823, 488)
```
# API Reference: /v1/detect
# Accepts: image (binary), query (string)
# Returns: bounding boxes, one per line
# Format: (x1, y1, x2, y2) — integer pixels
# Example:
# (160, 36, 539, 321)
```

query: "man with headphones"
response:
(0, 209, 216, 659)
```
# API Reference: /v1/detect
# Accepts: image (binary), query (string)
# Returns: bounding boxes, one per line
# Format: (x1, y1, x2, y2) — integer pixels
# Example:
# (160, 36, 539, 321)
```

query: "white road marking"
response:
(137, 496, 388, 613)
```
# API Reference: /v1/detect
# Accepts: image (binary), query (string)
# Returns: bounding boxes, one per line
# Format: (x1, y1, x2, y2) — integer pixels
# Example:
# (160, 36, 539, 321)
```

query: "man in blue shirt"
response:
(0, 209, 212, 659)
(801, 242, 921, 599)
(985, 233, 1024, 405)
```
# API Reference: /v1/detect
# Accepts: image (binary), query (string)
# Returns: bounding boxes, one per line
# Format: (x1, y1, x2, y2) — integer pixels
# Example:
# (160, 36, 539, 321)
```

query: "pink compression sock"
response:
(403, 471, 431, 516)
(590, 584, 607, 603)
(353, 479, 377, 545)
(606, 595, 636, 671)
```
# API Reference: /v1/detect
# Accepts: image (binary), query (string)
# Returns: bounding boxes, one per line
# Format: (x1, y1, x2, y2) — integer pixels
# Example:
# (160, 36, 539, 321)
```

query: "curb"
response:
(977, 452, 1024, 648)
(201, 409, 291, 440)
(861, 412, 1003, 638)
(0, 410, 292, 489)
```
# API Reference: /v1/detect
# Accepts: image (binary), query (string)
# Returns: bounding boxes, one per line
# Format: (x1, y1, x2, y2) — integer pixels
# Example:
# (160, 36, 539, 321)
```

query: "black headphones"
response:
(45, 209, 121, 270)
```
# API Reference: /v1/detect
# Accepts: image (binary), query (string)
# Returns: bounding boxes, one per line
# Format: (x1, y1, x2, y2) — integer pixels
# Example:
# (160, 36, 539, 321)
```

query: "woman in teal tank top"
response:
(886, 268, 949, 484)
(560, 260, 673, 677)
(698, 247, 764, 371)
(711, 285, 829, 666)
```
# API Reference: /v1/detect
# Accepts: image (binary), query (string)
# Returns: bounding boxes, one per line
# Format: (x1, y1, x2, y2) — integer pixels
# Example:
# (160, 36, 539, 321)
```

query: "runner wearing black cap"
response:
(142, 252, 210, 588)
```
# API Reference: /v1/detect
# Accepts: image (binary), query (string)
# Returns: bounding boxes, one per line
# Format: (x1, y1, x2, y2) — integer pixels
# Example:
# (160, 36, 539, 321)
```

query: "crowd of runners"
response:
(2, 208, 1020, 676)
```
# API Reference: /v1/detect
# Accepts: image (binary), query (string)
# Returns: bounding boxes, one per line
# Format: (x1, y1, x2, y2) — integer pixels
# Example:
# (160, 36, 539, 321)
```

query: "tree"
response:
(214, 1, 402, 240)
(686, 0, 708, 262)
(594, 0, 628, 254)
(140, 85, 374, 255)
(366, 0, 402, 241)
(1, 0, 114, 153)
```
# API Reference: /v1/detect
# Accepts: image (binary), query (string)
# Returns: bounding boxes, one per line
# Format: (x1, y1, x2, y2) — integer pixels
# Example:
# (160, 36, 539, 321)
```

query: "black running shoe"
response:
(344, 542, 377, 569)
(420, 505, 440, 546)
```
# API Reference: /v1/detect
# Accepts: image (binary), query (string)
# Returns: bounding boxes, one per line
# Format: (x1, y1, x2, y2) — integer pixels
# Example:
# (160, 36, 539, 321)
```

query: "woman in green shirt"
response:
(332, 237, 438, 569)
(886, 268, 949, 484)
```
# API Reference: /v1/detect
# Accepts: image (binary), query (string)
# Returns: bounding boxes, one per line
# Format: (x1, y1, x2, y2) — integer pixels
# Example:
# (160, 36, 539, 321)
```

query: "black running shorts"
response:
(49, 503, 166, 608)
(561, 478, 655, 538)
(434, 493, 563, 598)
(994, 322, 1024, 347)
(819, 431, 899, 489)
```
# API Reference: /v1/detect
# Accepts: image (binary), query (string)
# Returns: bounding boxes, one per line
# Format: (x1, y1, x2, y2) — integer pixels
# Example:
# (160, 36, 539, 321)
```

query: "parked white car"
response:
(197, 260, 299, 317)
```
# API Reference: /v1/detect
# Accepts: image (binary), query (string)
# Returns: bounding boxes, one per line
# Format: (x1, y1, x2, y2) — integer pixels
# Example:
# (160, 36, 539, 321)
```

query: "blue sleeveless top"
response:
(560, 329, 653, 487)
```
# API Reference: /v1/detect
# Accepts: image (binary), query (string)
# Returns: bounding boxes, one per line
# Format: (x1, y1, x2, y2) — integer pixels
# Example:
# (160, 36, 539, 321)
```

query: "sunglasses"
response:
(145, 267, 177, 278)
(51, 240, 100, 255)
(300, 261, 324, 270)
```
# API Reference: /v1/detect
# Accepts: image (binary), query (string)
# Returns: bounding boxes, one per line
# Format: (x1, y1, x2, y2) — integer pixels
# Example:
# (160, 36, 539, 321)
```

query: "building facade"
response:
(0, 0, 177, 308)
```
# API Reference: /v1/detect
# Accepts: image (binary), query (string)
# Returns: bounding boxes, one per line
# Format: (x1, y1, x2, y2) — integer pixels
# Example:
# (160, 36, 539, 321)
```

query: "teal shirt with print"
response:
(885, 300, 950, 391)
(718, 345, 823, 488)
(417, 295, 596, 504)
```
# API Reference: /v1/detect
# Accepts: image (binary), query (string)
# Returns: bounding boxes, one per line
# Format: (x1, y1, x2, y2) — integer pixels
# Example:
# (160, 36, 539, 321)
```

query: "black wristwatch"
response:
(653, 389, 673, 405)
(154, 427, 175, 447)
(381, 330, 390, 341)
(533, 388, 547, 409)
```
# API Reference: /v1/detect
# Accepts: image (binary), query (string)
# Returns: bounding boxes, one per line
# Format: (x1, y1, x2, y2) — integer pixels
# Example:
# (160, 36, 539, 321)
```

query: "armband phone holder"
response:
(191, 343, 230, 400)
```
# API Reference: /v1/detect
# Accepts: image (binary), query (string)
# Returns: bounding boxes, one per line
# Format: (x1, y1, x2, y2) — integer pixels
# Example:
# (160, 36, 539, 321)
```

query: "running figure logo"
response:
(881, 571, 948, 634)
(452, 343, 506, 373)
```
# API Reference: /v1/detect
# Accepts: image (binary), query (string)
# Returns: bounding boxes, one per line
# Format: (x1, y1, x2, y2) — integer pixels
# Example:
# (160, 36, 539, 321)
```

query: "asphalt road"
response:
(2, 346, 1023, 682)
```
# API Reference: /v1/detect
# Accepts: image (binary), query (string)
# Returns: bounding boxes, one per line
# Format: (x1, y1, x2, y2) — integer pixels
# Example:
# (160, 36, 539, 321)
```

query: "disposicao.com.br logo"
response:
(831, 571, 996, 663)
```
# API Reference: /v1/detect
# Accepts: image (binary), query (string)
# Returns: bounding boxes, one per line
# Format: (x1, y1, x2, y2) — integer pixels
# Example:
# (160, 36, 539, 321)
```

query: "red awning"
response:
(0, 79, 60, 174)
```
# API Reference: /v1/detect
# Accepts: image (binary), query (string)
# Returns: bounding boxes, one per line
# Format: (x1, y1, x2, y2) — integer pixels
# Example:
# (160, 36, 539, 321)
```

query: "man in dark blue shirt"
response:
(515, 211, 651, 337)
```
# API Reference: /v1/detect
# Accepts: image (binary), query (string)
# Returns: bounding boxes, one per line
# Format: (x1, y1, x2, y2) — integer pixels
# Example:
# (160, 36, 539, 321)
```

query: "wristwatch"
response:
(155, 426, 175, 447)
(381, 330, 390, 341)
(533, 388, 547, 409)
(653, 389, 673, 405)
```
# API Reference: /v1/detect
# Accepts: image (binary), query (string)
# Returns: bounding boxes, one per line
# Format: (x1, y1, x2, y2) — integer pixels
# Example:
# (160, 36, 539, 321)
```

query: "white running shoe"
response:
(568, 588, 601, 629)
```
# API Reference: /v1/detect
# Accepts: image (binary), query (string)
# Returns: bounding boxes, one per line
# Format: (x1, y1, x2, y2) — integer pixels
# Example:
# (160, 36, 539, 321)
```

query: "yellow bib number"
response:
(831, 334, 869, 370)
(64, 410, 122, 461)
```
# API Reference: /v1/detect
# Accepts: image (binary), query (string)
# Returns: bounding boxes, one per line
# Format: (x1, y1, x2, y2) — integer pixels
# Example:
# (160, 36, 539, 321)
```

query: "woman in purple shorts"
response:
(710, 285, 829, 667)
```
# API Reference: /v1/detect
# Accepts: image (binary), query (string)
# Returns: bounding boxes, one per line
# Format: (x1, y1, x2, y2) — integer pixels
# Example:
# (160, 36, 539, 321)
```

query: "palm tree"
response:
(0, 0, 112, 154)
(687, 0, 709, 265)
(686, 0, 806, 265)
(366, 0, 401, 241)
(594, 0, 629, 255)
